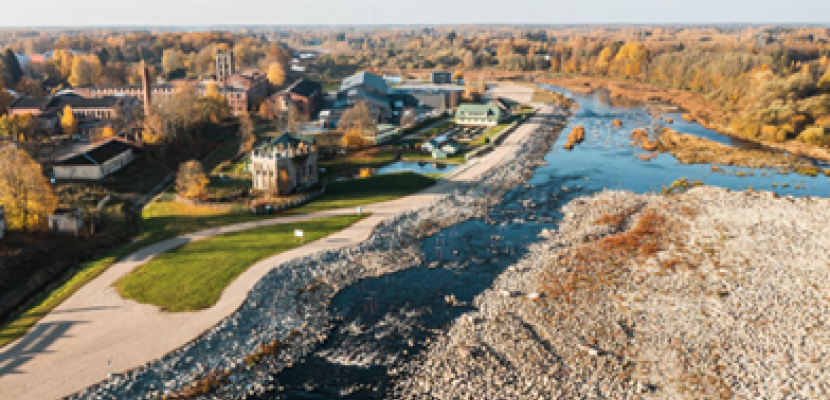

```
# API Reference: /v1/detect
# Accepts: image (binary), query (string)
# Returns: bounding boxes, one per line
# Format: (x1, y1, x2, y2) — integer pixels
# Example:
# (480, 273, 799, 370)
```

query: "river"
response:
(251, 86, 829, 399)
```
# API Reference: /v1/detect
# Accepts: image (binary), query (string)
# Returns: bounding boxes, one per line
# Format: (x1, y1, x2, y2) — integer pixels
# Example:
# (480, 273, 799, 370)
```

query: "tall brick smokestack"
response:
(141, 61, 152, 117)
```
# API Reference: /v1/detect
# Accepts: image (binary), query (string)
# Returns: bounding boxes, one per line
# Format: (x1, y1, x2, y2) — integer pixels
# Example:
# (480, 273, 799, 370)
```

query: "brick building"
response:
(269, 78, 324, 120)
(74, 52, 266, 116)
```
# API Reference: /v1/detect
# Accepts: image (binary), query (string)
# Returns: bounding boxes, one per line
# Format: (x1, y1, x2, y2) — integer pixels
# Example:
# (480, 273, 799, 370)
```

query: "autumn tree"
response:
(92, 125, 116, 141)
(339, 101, 376, 135)
(68, 55, 101, 87)
(341, 128, 370, 148)
(60, 105, 78, 137)
(819, 68, 830, 92)
(162, 49, 184, 74)
(463, 51, 476, 69)
(267, 62, 286, 87)
(238, 112, 256, 155)
(176, 160, 209, 199)
(0, 145, 58, 231)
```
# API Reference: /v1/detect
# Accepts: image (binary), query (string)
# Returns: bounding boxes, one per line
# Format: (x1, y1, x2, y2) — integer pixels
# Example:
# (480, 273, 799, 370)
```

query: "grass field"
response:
(319, 147, 399, 166)
(286, 172, 437, 214)
(117, 214, 366, 311)
(401, 150, 466, 164)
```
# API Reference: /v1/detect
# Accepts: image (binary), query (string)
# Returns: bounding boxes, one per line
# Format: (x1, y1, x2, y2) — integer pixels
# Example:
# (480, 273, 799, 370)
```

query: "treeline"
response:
(311, 26, 830, 148)
(0, 31, 289, 97)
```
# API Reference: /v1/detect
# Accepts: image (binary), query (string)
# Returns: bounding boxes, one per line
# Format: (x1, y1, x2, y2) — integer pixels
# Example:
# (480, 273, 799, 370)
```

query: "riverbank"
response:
(655, 128, 821, 172)
(10, 106, 564, 400)
(537, 75, 830, 163)
(393, 187, 830, 399)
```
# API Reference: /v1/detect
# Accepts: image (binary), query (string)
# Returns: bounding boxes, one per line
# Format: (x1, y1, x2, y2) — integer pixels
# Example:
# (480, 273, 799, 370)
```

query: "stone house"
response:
(250, 133, 319, 195)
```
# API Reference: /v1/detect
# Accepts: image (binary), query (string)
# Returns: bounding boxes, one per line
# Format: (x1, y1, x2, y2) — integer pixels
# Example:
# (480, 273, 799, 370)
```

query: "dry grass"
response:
(563, 126, 586, 150)
(162, 371, 230, 399)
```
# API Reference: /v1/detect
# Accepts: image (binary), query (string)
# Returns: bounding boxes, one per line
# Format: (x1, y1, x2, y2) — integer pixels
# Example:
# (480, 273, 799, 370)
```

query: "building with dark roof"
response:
(431, 71, 453, 85)
(270, 78, 324, 120)
(53, 137, 139, 180)
(8, 94, 137, 138)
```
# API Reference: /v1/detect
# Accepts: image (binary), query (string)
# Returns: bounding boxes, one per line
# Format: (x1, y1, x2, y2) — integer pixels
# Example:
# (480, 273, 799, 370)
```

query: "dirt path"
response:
(0, 98, 549, 400)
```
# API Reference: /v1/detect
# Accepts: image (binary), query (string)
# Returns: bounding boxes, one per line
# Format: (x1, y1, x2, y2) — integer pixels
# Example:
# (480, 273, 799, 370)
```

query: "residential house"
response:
(455, 104, 503, 126)
(53, 137, 139, 180)
(250, 133, 319, 195)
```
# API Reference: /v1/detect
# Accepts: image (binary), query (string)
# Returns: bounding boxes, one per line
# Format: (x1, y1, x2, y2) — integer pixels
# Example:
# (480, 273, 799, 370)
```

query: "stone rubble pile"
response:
(391, 188, 830, 400)
(66, 107, 566, 400)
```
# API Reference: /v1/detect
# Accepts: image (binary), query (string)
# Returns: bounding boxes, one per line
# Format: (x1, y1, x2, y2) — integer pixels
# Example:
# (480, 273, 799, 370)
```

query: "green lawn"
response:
(319, 149, 399, 167)
(286, 172, 437, 214)
(117, 215, 365, 312)
(401, 150, 466, 164)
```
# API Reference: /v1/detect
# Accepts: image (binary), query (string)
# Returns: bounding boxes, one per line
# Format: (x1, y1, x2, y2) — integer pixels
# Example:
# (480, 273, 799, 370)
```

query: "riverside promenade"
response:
(0, 90, 541, 400)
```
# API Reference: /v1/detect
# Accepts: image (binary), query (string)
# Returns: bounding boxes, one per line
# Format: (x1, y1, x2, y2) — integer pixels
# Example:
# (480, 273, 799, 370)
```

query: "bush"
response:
(796, 126, 830, 146)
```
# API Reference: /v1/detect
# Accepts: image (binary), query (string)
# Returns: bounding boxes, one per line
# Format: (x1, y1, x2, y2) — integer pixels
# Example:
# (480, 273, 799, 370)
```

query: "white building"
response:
(250, 134, 319, 195)
(49, 208, 84, 235)
(53, 137, 137, 180)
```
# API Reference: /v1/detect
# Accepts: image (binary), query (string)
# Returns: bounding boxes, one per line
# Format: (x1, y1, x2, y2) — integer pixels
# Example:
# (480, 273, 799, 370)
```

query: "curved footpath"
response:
(0, 98, 542, 400)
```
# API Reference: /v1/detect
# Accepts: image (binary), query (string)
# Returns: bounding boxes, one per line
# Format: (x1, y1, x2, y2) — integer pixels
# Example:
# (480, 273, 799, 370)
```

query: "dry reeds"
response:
(563, 126, 586, 150)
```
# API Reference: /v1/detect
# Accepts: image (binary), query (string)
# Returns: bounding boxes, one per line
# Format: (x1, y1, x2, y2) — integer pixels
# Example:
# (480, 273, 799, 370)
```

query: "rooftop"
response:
(283, 78, 322, 98)
(340, 71, 388, 94)
(56, 138, 136, 166)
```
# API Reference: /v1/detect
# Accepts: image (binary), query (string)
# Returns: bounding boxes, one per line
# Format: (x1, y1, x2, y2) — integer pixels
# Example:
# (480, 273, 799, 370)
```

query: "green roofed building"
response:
(269, 132, 316, 149)
(454, 103, 502, 126)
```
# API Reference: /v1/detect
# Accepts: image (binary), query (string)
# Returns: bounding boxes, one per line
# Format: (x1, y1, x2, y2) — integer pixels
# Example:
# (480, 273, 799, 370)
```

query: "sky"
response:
(0, 0, 828, 27)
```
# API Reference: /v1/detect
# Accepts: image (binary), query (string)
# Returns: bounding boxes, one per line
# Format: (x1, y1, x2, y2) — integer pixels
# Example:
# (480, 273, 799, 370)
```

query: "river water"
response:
(253, 86, 830, 399)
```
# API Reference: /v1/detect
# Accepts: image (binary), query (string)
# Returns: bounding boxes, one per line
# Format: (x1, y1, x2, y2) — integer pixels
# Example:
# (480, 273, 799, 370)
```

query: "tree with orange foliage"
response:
(176, 160, 209, 200)
(0, 145, 58, 231)
(92, 125, 116, 141)
(341, 128, 370, 148)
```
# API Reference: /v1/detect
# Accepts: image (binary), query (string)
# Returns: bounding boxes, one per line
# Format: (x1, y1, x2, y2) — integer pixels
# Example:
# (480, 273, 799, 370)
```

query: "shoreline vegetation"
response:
(536, 75, 830, 163)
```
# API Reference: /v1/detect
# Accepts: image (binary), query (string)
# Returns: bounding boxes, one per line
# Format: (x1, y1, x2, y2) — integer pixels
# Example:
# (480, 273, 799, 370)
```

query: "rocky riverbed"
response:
(64, 108, 567, 400)
(392, 187, 830, 400)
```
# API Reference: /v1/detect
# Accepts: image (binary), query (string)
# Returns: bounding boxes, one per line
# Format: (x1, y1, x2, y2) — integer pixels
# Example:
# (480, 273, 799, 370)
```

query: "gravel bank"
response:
(392, 187, 830, 400)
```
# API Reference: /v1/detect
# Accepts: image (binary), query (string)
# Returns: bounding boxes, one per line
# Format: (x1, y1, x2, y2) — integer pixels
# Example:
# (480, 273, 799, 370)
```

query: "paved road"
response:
(0, 88, 541, 400)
